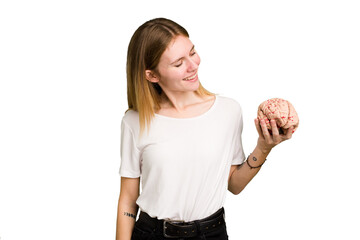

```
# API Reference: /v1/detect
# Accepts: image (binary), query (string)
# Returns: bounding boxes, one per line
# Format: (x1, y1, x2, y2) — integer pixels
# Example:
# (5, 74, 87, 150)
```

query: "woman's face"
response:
(147, 35, 201, 95)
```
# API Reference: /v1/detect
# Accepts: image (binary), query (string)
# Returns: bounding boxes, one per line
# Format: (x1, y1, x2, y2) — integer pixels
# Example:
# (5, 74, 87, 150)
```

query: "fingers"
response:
(285, 126, 294, 139)
(270, 119, 282, 143)
(255, 118, 275, 142)
(259, 119, 272, 141)
(270, 119, 279, 135)
(255, 118, 294, 150)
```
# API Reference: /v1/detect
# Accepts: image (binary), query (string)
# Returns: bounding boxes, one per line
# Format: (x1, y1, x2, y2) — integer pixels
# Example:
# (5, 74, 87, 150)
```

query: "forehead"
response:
(160, 35, 193, 62)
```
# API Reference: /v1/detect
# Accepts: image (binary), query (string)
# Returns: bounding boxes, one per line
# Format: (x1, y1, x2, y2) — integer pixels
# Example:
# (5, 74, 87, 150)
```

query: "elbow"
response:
(229, 190, 240, 195)
(228, 185, 243, 195)
(231, 189, 242, 195)
(233, 190, 241, 195)
(228, 179, 247, 195)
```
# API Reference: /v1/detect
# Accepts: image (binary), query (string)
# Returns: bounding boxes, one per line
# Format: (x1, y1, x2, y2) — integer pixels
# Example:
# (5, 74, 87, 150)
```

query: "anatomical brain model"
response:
(257, 98, 299, 134)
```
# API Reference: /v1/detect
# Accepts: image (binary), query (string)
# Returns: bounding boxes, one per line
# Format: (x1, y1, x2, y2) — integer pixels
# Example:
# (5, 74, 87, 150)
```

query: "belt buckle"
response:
(163, 219, 185, 238)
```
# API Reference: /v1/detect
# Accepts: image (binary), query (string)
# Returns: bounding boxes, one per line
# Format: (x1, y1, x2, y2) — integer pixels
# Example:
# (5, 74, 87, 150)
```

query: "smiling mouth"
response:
(183, 72, 198, 81)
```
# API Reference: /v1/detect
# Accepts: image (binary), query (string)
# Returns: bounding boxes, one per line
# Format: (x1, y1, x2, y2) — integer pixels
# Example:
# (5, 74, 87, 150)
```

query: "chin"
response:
(189, 81, 200, 91)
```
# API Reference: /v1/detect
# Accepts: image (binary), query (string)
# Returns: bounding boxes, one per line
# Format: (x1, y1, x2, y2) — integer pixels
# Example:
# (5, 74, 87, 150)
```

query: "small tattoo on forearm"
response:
(124, 212, 136, 219)
(253, 156, 257, 161)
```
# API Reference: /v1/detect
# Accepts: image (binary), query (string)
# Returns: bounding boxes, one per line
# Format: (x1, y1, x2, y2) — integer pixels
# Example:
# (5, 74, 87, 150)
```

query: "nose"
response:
(187, 58, 198, 72)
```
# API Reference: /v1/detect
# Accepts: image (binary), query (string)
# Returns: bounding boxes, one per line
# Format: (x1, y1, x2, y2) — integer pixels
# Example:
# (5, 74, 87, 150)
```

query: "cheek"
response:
(162, 69, 185, 82)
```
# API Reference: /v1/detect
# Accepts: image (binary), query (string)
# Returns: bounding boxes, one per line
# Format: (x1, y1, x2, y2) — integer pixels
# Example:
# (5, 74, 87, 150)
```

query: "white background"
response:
(1, 0, 359, 239)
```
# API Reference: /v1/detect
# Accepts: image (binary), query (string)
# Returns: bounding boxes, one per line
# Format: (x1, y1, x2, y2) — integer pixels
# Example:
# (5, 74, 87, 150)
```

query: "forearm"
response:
(228, 146, 270, 195)
(116, 200, 139, 240)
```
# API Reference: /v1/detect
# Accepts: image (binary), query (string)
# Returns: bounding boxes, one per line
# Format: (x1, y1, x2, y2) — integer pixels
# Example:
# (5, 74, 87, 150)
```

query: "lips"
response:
(183, 72, 198, 81)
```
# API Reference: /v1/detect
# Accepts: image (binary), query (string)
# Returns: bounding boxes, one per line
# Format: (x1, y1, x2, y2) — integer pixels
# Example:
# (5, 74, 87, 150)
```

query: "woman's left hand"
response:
(255, 118, 294, 154)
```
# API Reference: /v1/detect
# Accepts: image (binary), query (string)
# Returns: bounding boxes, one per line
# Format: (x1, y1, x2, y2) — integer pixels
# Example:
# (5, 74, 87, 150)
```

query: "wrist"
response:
(254, 145, 271, 157)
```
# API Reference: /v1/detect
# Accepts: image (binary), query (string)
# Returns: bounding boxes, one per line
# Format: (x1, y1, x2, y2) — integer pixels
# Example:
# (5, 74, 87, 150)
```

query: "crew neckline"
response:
(154, 95, 218, 120)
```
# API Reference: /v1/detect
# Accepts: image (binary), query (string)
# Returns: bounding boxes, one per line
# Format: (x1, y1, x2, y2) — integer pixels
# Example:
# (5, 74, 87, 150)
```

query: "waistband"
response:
(138, 208, 225, 238)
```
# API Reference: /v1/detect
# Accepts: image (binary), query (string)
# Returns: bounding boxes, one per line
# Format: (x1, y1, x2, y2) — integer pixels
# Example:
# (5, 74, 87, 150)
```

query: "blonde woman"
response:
(116, 18, 293, 240)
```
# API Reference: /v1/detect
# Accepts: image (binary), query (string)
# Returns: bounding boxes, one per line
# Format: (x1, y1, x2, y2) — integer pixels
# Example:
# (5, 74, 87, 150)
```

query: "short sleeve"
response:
(119, 120, 141, 178)
(232, 106, 246, 165)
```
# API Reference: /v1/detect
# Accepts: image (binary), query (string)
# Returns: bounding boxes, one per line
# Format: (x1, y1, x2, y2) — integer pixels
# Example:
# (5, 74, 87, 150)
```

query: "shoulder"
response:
(216, 95, 243, 114)
(121, 109, 140, 131)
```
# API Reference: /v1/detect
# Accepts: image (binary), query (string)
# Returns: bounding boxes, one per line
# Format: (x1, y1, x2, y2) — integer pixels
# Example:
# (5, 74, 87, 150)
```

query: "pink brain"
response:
(257, 98, 299, 133)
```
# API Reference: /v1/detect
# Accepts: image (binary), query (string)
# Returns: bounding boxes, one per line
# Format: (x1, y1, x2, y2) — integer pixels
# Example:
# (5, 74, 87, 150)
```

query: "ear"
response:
(145, 70, 159, 83)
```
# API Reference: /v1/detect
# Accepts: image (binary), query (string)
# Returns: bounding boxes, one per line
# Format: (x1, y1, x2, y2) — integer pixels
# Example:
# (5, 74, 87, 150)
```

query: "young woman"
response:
(116, 18, 293, 240)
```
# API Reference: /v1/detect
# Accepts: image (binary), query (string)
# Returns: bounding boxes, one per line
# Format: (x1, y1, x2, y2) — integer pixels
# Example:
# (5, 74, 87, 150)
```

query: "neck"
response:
(160, 91, 203, 112)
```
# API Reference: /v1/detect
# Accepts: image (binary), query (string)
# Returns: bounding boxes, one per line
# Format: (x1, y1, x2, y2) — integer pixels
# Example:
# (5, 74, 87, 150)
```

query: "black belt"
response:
(138, 207, 226, 238)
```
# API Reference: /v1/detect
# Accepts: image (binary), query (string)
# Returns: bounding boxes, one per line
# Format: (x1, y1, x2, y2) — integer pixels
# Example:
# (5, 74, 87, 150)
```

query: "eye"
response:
(175, 61, 183, 67)
(190, 51, 196, 56)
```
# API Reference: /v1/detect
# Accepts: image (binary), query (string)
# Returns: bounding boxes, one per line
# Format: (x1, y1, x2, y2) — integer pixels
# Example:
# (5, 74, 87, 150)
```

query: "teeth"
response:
(184, 73, 197, 81)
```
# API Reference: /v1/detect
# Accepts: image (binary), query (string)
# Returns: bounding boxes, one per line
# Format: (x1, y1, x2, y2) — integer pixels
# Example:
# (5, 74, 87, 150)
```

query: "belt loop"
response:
(194, 220, 201, 235)
(157, 219, 163, 232)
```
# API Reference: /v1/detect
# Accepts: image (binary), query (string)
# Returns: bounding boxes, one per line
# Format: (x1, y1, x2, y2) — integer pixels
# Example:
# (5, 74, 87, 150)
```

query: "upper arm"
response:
(119, 177, 140, 207)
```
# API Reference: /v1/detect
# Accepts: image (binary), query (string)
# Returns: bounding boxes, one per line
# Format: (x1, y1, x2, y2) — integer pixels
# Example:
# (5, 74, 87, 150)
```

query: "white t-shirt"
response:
(119, 95, 246, 222)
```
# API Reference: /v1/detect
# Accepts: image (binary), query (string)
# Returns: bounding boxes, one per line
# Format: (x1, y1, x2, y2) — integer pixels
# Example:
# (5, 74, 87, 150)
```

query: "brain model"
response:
(257, 98, 299, 134)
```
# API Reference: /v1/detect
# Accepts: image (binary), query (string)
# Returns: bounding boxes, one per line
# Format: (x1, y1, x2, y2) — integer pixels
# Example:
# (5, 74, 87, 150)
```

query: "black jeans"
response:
(131, 209, 229, 240)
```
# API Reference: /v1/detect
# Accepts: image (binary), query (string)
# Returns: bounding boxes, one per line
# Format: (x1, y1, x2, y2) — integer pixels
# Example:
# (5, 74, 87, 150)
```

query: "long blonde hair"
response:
(126, 18, 214, 136)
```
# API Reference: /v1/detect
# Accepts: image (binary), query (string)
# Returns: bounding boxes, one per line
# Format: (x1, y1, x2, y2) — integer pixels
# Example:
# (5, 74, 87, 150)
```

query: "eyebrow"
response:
(170, 45, 195, 65)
